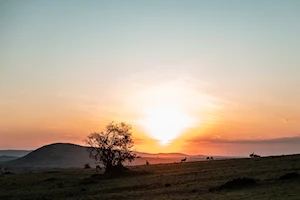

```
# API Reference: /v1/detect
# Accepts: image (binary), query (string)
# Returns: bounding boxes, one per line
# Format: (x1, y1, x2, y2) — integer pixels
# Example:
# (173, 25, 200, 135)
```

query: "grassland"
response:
(1, 154, 300, 200)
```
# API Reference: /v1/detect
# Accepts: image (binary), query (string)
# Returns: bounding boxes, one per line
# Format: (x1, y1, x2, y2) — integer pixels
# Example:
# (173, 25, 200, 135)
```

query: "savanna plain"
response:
(1, 154, 300, 200)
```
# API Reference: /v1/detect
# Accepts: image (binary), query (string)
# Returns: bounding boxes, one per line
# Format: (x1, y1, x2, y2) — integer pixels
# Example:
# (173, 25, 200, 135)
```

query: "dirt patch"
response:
(45, 171, 61, 174)
(80, 167, 150, 184)
(210, 178, 257, 191)
(92, 165, 150, 179)
(79, 178, 98, 185)
(105, 165, 129, 174)
(2, 172, 15, 175)
(165, 183, 171, 187)
(278, 172, 300, 180)
(44, 177, 61, 182)
(91, 169, 150, 180)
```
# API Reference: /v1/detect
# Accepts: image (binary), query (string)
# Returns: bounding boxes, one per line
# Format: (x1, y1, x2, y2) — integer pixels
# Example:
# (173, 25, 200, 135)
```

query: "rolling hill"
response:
(6, 143, 94, 168)
(4, 143, 218, 169)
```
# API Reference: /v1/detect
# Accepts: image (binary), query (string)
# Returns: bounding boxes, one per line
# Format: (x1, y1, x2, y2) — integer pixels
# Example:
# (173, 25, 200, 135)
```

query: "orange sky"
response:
(1, 77, 299, 156)
(1, 1, 300, 156)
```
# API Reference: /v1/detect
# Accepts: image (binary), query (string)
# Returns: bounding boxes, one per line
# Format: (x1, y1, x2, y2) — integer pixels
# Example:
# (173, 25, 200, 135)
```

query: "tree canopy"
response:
(85, 122, 136, 173)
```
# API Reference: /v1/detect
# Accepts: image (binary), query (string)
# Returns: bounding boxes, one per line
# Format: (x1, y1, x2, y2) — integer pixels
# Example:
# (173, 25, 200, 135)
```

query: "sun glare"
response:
(131, 79, 217, 146)
(140, 105, 195, 145)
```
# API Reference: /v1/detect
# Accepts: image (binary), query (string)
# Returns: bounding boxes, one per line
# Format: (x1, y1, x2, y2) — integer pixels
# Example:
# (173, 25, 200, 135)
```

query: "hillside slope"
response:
(7, 143, 94, 168)
(5, 143, 225, 169)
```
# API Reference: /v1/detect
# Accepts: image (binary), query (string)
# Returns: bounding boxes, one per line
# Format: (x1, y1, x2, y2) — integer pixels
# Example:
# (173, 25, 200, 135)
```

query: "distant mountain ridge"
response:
(3, 143, 230, 169)
(0, 150, 31, 157)
(0, 155, 19, 163)
(135, 152, 189, 158)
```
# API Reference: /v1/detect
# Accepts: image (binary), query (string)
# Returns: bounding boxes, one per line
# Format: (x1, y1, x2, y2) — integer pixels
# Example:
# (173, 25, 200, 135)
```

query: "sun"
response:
(129, 79, 216, 146)
(140, 105, 195, 145)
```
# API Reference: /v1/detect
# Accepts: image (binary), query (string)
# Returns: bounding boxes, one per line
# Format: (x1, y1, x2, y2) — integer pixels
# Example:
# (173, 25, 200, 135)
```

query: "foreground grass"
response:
(1, 154, 300, 200)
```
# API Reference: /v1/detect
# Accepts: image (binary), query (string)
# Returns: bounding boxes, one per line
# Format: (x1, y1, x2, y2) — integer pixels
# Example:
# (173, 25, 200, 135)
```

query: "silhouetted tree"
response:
(85, 122, 136, 173)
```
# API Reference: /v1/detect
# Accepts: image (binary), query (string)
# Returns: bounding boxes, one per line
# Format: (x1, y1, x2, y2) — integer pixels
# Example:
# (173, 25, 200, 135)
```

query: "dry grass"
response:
(1, 154, 300, 200)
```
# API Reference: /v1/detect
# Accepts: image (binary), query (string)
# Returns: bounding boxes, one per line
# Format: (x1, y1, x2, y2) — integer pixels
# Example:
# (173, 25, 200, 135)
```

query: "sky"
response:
(0, 0, 300, 156)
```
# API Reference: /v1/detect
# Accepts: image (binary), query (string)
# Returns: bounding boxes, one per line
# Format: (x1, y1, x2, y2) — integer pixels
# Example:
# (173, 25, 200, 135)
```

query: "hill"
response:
(0, 155, 19, 163)
(4, 143, 215, 169)
(7, 143, 94, 169)
(0, 150, 31, 157)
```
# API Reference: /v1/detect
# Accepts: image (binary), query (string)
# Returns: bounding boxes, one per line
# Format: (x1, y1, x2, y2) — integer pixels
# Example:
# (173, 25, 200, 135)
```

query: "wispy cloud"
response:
(281, 118, 297, 123)
(182, 135, 300, 156)
(188, 136, 300, 145)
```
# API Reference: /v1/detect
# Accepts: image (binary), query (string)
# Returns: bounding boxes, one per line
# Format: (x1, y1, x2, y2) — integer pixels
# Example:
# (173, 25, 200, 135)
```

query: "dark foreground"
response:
(1, 154, 300, 200)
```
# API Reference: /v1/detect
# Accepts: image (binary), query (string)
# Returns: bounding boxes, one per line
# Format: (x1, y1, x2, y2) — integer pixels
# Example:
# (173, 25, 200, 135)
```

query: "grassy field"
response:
(1, 154, 300, 200)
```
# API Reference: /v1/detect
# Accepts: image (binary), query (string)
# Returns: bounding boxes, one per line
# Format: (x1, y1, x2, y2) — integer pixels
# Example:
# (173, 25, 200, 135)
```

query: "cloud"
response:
(132, 138, 145, 145)
(64, 134, 74, 138)
(182, 135, 300, 156)
(188, 136, 300, 145)
(281, 118, 296, 123)
(211, 134, 221, 139)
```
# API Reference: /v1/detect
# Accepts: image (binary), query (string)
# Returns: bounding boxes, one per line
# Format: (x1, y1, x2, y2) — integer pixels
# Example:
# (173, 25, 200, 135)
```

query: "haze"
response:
(0, 0, 299, 156)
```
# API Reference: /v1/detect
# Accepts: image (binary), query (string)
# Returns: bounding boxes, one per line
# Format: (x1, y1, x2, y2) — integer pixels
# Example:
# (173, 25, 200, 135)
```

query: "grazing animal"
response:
(181, 157, 187, 163)
(206, 157, 214, 161)
(146, 160, 149, 165)
(250, 153, 261, 158)
(96, 165, 101, 171)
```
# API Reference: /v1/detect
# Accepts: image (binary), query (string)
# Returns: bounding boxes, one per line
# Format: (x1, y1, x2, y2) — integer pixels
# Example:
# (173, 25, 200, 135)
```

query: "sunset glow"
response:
(130, 80, 215, 146)
(140, 105, 195, 145)
(1, 1, 300, 156)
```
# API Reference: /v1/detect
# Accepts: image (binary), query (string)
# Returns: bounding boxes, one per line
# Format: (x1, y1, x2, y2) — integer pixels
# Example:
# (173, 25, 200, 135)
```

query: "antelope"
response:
(181, 157, 187, 163)
(206, 157, 214, 161)
(250, 153, 261, 158)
